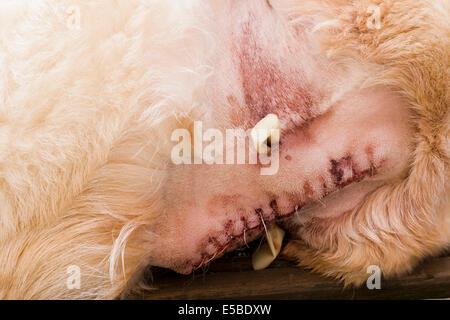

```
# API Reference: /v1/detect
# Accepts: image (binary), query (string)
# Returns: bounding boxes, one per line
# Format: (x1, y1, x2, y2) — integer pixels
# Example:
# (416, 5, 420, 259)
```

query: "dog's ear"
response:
(282, 0, 450, 285)
(0, 213, 142, 299)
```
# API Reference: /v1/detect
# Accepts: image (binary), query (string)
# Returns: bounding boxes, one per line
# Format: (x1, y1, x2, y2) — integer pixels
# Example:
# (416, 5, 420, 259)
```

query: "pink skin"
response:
(144, 1, 414, 273)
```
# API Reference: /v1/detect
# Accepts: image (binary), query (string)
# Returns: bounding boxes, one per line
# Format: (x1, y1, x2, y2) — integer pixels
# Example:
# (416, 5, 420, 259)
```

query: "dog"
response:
(0, 0, 448, 299)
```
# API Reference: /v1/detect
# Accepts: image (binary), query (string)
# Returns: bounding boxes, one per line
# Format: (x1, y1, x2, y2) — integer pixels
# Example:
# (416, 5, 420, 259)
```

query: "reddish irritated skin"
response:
(151, 1, 413, 274)
(191, 153, 381, 271)
(231, 14, 317, 129)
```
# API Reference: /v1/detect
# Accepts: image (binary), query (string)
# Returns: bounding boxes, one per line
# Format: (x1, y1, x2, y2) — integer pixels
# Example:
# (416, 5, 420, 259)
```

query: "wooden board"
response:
(145, 251, 450, 300)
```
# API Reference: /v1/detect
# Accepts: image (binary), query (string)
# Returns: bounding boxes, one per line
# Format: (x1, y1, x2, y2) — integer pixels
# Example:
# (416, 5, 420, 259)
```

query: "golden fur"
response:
(282, 0, 450, 285)
(0, 0, 448, 299)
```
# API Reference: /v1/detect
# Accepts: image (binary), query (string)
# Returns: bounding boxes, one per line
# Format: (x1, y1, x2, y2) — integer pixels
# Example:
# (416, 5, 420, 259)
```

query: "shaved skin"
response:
(145, 0, 414, 274)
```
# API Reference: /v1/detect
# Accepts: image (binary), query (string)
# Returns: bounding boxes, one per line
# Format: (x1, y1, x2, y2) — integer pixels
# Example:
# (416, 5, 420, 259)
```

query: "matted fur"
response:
(282, 0, 450, 285)
(0, 0, 448, 299)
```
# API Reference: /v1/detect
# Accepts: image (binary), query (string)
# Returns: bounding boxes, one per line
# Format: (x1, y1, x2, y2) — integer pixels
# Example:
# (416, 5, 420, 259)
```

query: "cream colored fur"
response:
(283, 0, 450, 285)
(0, 0, 448, 299)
